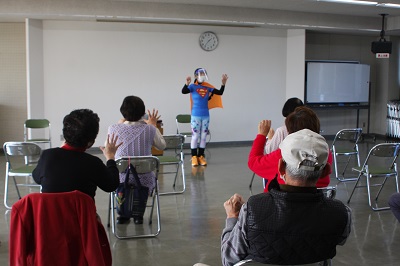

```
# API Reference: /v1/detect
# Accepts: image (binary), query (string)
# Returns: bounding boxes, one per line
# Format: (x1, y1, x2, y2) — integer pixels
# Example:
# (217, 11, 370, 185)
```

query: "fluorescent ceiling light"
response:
(318, 0, 400, 8)
(378, 3, 400, 8)
(318, 0, 377, 5)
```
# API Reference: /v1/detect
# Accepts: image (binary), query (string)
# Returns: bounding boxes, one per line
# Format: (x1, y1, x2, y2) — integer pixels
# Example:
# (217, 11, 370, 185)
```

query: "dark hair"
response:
(285, 106, 320, 134)
(282, 97, 304, 117)
(120, 95, 145, 122)
(63, 109, 100, 148)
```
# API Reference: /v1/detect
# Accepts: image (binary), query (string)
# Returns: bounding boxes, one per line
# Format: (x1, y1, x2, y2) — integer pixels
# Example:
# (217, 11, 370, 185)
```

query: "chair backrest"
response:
(163, 134, 185, 151)
(3, 142, 42, 166)
(9, 190, 112, 266)
(332, 128, 362, 148)
(363, 143, 400, 170)
(24, 119, 51, 145)
(176, 114, 192, 136)
(176, 114, 191, 124)
(25, 119, 50, 129)
(115, 156, 160, 174)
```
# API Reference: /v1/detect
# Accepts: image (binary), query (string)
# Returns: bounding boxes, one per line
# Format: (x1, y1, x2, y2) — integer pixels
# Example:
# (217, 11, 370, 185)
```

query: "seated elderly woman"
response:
(107, 95, 166, 224)
(248, 106, 332, 192)
(33, 109, 121, 201)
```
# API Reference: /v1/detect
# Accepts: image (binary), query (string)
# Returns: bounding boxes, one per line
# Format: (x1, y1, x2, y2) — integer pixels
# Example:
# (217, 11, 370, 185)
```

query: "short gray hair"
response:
(285, 160, 323, 183)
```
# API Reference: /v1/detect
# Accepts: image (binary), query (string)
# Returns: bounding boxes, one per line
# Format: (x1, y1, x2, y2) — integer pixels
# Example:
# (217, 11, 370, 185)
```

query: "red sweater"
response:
(248, 134, 332, 192)
(9, 191, 112, 266)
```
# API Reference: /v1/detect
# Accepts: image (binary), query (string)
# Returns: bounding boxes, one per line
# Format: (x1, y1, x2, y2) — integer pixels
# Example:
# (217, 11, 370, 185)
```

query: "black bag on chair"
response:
(115, 163, 149, 221)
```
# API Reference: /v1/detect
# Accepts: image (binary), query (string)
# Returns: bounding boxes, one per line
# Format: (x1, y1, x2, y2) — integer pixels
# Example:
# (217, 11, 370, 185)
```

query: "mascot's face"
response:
(195, 68, 208, 83)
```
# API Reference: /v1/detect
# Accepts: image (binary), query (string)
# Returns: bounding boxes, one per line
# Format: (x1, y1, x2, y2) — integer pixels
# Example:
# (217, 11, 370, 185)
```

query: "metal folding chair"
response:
(176, 114, 192, 141)
(108, 156, 161, 239)
(157, 134, 186, 195)
(24, 119, 52, 148)
(318, 186, 337, 199)
(249, 172, 266, 190)
(347, 143, 400, 211)
(3, 142, 42, 209)
(332, 128, 363, 182)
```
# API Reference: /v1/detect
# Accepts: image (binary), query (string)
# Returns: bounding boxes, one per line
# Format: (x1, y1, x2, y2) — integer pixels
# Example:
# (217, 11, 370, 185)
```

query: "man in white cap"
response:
(221, 129, 352, 266)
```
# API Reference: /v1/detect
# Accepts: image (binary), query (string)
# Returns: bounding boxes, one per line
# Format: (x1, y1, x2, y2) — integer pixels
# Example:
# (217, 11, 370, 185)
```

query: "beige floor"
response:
(1, 139, 400, 265)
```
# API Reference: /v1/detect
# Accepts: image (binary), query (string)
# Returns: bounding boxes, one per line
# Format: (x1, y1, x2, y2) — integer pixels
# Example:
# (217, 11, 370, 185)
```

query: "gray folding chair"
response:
(24, 119, 52, 148)
(157, 134, 186, 195)
(332, 128, 362, 182)
(347, 143, 400, 211)
(249, 172, 266, 191)
(108, 156, 161, 239)
(3, 142, 42, 209)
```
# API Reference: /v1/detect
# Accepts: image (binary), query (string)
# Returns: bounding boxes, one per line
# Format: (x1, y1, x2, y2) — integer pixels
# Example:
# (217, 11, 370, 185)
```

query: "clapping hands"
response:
(224, 193, 245, 218)
(144, 108, 161, 126)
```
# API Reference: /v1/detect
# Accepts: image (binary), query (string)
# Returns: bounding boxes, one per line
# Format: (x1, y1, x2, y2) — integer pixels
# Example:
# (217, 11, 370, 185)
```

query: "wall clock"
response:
(199, 31, 219, 51)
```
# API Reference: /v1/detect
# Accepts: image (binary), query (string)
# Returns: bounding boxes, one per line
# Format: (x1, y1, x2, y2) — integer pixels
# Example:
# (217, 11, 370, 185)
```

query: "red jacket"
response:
(248, 134, 332, 192)
(9, 191, 112, 266)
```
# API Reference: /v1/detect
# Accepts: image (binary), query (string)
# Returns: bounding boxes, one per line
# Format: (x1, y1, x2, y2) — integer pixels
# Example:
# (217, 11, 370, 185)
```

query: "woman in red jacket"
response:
(248, 106, 332, 192)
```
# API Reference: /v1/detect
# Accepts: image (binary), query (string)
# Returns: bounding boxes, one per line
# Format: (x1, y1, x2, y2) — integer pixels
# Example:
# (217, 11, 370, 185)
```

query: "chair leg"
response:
(180, 161, 186, 193)
(375, 176, 389, 201)
(148, 193, 155, 225)
(333, 153, 339, 180)
(347, 172, 363, 204)
(4, 171, 12, 209)
(160, 161, 185, 195)
(172, 164, 179, 187)
(341, 154, 352, 176)
(12, 176, 22, 200)
(249, 172, 256, 189)
(107, 193, 111, 228)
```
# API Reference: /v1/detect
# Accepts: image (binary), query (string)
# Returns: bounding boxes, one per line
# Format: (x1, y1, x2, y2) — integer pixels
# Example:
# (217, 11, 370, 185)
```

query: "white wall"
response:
(286, 29, 305, 100)
(34, 21, 297, 147)
(26, 19, 44, 119)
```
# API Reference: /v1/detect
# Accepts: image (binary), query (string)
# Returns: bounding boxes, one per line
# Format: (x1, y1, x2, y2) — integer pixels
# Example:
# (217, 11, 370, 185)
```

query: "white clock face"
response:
(199, 32, 218, 51)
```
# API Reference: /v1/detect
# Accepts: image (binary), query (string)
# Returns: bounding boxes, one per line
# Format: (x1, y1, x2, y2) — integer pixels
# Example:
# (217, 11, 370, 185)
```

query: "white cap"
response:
(279, 129, 329, 171)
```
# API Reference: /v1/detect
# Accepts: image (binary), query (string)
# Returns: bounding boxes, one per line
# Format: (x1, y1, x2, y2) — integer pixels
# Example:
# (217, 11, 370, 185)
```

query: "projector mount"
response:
(379, 13, 388, 42)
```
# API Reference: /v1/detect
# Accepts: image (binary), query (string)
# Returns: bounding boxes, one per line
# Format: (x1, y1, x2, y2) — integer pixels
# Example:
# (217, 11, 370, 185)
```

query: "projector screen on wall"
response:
(305, 61, 370, 105)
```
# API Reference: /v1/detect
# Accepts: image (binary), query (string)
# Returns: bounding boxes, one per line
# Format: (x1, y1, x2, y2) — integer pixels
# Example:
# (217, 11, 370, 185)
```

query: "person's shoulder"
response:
(108, 123, 122, 132)
(270, 148, 282, 157)
(248, 192, 271, 203)
(81, 151, 104, 163)
(275, 126, 287, 134)
(41, 147, 62, 155)
(109, 123, 124, 128)
(324, 197, 350, 212)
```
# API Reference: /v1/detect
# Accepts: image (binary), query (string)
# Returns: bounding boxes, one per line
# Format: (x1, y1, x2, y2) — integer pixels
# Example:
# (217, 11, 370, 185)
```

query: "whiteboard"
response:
(305, 62, 370, 105)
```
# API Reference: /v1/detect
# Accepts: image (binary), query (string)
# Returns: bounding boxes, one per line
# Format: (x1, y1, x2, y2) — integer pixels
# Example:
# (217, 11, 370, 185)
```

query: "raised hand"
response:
(258, 120, 271, 137)
(100, 134, 122, 161)
(222, 74, 228, 85)
(186, 76, 192, 85)
(144, 108, 161, 126)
